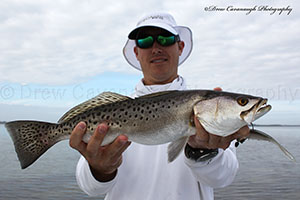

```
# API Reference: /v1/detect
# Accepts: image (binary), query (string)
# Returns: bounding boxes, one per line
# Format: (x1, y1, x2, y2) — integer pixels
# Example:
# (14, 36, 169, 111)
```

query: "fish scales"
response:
(61, 90, 202, 145)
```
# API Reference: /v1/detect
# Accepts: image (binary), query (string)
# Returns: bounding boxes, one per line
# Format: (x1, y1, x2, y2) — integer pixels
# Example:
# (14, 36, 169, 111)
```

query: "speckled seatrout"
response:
(5, 90, 295, 169)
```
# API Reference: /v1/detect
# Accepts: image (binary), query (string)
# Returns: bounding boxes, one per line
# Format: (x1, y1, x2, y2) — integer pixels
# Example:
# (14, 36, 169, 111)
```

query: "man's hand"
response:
(187, 87, 250, 150)
(69, 122, 131, 182)
(188, 115, 250, 150)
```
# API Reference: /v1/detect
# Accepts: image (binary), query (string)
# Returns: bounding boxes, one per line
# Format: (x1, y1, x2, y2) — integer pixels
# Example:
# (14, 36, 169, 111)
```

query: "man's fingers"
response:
(237, 125, 250, 138)
(188, 115, 209, 148)
(193, 115, 207, 135)
(113, 142, 131, 161)
(106, 135, 131, 159)
(86, 123, 108, 157)
(69, 122, 87, 154)
(213, 87, 222, 91)
(233, 125, 250, 140)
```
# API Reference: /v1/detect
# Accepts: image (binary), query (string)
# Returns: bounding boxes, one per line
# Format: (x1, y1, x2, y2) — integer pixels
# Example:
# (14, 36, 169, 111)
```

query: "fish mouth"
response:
(255, 99, 272, 121)
(241, 98, 272, 123)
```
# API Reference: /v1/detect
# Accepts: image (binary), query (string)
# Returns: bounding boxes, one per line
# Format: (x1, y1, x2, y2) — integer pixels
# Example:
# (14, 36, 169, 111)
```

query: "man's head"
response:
(133, 26, 184, 85)
(123, 12, 193, 85)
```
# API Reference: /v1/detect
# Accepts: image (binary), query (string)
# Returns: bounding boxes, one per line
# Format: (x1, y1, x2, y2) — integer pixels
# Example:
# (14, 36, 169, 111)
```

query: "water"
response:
(0, 125, 102, 200)
(1, 125, 299, 200)
(215, 126, 300, 200)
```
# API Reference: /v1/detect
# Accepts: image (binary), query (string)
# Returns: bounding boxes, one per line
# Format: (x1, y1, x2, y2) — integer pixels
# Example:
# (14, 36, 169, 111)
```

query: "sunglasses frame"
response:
(135, 34, 180, 49)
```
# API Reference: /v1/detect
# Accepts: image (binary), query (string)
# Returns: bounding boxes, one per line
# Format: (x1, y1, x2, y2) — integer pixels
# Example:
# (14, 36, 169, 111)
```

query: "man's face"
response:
(134, 27, 184, 85)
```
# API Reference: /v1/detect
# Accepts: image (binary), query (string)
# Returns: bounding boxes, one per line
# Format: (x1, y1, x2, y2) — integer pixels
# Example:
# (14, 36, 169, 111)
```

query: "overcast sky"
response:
(0, 0, 299, 123)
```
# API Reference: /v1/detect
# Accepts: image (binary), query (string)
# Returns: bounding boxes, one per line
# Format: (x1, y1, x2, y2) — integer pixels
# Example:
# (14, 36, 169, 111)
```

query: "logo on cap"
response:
(137, 15, 164, 25)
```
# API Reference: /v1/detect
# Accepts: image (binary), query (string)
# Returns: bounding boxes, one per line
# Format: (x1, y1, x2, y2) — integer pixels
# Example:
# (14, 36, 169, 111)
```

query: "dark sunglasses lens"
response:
(157, 35, 176, 46)
(137, 36, 154, 48)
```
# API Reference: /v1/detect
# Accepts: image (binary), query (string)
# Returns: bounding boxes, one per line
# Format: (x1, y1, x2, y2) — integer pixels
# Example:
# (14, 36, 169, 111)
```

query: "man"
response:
(70, 12, 249, 199)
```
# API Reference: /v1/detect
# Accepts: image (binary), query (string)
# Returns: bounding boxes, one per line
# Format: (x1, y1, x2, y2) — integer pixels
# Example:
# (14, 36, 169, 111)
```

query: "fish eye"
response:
(237, 97, 249, 106)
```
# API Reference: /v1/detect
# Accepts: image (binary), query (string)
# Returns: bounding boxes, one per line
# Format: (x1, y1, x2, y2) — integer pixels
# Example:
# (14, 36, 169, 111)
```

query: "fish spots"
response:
(67, 94, 179, 134)
(15, 122, 59, 156)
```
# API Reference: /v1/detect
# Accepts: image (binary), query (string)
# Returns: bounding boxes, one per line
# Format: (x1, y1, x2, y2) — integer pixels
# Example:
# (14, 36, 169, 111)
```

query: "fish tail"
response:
(5, 120, 63, 169)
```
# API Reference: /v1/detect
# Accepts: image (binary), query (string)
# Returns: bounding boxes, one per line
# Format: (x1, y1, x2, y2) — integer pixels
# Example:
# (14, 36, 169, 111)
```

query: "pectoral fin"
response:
(168, 136, 189, 162)
(248, 129, 296, 162)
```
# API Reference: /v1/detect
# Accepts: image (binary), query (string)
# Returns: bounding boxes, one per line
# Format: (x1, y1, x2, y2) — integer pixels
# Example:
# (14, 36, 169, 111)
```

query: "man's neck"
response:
(142, 75, 179, 86)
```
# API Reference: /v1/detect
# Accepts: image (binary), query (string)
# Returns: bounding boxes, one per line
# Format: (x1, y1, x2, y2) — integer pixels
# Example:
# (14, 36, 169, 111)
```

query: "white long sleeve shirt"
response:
(76, 76, 239, 200)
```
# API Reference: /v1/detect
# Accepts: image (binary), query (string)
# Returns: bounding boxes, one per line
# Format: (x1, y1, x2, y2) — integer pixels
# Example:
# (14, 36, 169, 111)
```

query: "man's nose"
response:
(151, 41, 163, 54)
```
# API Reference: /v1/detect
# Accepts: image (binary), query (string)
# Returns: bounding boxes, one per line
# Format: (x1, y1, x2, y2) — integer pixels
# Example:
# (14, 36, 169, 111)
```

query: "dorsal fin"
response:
(137, 90, 178, 99)
(58, 92, 131, 123)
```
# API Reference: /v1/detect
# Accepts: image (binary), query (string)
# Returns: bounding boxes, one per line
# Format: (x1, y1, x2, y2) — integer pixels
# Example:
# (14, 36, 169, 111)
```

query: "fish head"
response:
(193, 92, 271, 137)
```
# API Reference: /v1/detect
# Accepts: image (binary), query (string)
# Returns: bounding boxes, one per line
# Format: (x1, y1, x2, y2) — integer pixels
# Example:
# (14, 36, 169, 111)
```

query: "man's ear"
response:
(134, 46, 139, 59)
(178, 41, 185, 56)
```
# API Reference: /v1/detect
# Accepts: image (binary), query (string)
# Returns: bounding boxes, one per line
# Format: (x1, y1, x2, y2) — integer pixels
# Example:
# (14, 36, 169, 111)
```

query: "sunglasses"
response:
(136, 34, 180, 49)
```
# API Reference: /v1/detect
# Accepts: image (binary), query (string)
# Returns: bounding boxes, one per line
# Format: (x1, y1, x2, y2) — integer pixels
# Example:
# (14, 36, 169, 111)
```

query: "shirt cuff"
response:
(76, 156, 117, 196)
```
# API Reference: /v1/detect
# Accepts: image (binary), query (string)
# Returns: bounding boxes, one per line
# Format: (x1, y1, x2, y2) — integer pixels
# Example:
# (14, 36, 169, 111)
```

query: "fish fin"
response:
(249, 129, 296, 162)
(5, 120, 62, 169)
(58, 92, 132, 123)
(137, 90, 179, 99)
(168, 136, 189, 162)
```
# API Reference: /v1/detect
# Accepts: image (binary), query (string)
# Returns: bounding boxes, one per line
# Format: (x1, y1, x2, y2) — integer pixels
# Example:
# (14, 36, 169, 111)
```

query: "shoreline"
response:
(253, 124, 300, 127)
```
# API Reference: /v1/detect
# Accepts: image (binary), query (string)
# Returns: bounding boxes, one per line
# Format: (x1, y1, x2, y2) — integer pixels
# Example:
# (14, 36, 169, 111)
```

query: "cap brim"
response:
(128, 23, 178, 39)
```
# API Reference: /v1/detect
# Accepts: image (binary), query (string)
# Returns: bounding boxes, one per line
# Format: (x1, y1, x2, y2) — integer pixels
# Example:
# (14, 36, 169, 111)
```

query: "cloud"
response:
(177, 1, 300, 99)
(0, 0, 299, 100)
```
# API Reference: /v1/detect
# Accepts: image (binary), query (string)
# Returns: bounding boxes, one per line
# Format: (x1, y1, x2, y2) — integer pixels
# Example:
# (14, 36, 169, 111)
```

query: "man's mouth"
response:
(150, 58, 168, 63)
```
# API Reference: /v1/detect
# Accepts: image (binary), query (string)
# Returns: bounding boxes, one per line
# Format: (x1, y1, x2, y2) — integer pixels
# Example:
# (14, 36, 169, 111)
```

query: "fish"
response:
(5, 90, 295, 169)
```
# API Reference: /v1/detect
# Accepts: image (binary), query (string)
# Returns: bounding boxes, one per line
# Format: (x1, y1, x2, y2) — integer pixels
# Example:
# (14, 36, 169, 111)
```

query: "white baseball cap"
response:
(123, 12, 193, 71)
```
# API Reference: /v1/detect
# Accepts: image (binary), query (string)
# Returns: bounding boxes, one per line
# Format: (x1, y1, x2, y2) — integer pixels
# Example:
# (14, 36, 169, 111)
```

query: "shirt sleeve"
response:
(76, 156, 117, 196)
(184, 141, 239, 188)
